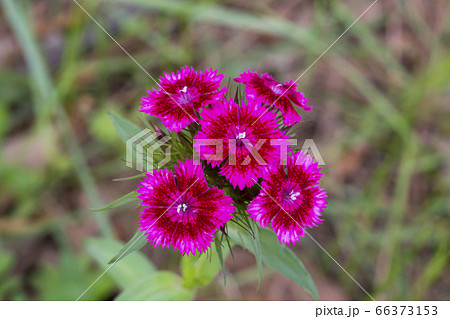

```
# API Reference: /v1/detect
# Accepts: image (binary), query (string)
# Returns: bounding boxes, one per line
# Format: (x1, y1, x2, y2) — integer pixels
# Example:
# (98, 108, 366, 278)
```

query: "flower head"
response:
(248, 151, 327, 245)
(140, 66, 226, 132)
(194, 99, 290, 190)
(137, 158, 234, 255)
(234, 70, 311, 126)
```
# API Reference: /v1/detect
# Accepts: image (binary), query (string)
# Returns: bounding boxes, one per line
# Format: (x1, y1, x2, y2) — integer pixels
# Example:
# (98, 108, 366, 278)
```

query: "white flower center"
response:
(177, 203, 188, 213)
(289, 191, 301, 201)
(236, 132, 246, 139)
(180, 86, 188, 93)
(272, 83, 283, 94)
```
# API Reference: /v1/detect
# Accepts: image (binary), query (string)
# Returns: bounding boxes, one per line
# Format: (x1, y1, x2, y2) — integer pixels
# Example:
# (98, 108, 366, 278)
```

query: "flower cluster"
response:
(138, 66, 327, 255)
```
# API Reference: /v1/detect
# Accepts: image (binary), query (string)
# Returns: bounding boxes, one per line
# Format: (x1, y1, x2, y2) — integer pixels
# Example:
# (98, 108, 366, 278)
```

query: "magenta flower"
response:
(194, 99, 290, 190)
(248, 151, 327, 245)
(234, 70, 312, 126)
(137, 158, 234, 255)
(140, 66, 226, 132)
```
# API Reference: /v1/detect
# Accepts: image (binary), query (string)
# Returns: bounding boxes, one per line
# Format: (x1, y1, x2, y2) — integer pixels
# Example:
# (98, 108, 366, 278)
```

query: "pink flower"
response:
(234, 70, 312, 126)
(137, 158, 234, 255)
(248, 151, 327, 245)
(194, 99, 290, 190)
(140, 66, 226, 132)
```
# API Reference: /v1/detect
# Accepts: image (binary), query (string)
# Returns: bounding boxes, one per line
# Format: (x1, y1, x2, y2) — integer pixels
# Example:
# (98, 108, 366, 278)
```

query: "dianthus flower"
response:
(194, 99, 290, 190)
(248, 151, 327, 245)
(234, 70, 311, 126)
(137, 158, 234, 255)
(140, 66, 226, 132)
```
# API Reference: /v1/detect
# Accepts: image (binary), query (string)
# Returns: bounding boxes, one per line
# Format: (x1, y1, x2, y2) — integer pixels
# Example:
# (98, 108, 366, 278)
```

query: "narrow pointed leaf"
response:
(92, 191, 138, 211)
(108, 230, 148, 264)
(85, 238, 155, 289)
(214, 235, 226, 284)
(108, 111, 142, 143)
(251, 223, 263, 288)
(260, 228, 319, 299)
(115, 272, 194, 301)
(229, 226, 319, 299)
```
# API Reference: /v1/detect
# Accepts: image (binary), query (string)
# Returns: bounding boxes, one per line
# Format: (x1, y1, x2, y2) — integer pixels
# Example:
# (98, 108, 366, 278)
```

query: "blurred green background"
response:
(0, 0, 449, 300)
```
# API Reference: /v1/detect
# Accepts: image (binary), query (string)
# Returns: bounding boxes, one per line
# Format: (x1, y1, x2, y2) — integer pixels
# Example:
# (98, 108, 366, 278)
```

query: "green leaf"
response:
(214, 234, 226, 284)
(230, 220, 263, 287)
(0, 105, 9, 139)
(251, 223, 263, 288)
(92, 191, 138, 211)
(32, 251, 114, 301)
(108, 111, 142, 143)
(259, 229, 319, 299)
(84, 238, 155, 289)
(113, 173, 145, 181)
(228, 223, 261, 279)
(115, 272, 194, 301)
(229, 226, 319, 300)
(89, 108, 120, 145)
(107, 230, 148, 264)
(0, 249, 13, 277)
(181, 252, 220, 289)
